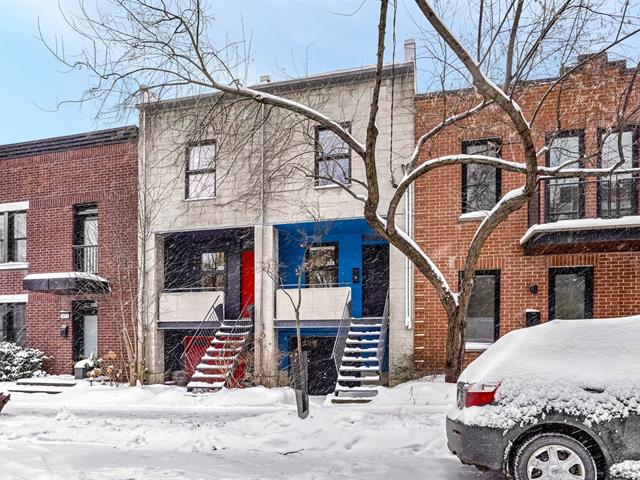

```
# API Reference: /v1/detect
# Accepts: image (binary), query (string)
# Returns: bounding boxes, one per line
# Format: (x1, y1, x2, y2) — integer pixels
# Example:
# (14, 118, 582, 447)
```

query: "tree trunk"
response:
(444, 306, 465, 383)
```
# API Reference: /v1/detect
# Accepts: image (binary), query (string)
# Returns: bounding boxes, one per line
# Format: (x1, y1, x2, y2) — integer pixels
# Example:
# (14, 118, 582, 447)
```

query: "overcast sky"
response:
(0, 0, 421, 145)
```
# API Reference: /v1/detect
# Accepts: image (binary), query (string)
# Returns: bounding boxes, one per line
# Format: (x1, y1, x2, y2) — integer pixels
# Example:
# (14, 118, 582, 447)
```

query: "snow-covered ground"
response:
(0, 377, 501, 480)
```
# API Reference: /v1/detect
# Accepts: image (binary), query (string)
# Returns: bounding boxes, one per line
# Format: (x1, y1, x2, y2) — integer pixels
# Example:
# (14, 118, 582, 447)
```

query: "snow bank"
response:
(455, 316, 640, 429)
(369, 376, 454, 407)
(611, 461, 640, 480)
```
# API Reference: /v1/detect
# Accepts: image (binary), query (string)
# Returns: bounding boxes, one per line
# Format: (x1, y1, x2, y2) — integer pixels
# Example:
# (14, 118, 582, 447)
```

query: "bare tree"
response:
(42, 0, 640, 381)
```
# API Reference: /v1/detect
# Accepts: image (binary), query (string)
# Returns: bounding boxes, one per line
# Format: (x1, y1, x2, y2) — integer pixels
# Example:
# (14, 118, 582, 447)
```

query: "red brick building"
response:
(413, 54, 640, 373)
(0, 127, 138, 374)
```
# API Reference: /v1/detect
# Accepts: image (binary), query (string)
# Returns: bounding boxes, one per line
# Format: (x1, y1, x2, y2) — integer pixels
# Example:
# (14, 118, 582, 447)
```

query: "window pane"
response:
(188, 172, 216, 199)
(0, 214, 6, 263)
(14, 239, 26, 263)
(318, 129, 349, 156)
(548, 135, 582, 221)
(554, 273, 586, 319)
(201, 252, 225, 289)
(306, 245, 338, 286)
(84, 218, 98, 246)
(318, 158, 350, 186)
(466, 274, 497, 344)
(12, 212, 26, 239)
(600, 131, 635, 217)
(464, 141, 499, 212)
(465, 164, 497, 211)
(188, 144, 216, 171)
(14, 304, 26, 348)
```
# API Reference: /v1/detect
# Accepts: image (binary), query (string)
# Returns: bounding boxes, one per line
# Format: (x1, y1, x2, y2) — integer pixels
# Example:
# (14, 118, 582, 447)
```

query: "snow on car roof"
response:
(459, 315, 640, 386)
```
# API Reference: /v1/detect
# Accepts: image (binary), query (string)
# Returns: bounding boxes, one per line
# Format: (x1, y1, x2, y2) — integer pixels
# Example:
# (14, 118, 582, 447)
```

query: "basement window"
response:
(0, 211, 27, 264)
(549, 267, 593, 320)
(461, 139, 501, 213)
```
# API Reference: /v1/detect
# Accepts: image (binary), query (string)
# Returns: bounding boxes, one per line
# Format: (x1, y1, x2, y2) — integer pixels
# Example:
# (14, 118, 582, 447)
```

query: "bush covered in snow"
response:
(0, 342, 49, 381)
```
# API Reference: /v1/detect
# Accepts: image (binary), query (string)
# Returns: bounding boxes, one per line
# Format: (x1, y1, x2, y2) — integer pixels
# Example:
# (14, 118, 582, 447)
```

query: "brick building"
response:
(0, 127, 138, 374)
(413, 54, 640, 372)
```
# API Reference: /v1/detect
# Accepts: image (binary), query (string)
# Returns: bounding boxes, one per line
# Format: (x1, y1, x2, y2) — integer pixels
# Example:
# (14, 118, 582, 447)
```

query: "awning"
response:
(23, 272, 110, 295)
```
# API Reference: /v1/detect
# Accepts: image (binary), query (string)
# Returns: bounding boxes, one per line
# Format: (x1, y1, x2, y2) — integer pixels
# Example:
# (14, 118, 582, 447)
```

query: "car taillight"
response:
(464, 382, 500, 408)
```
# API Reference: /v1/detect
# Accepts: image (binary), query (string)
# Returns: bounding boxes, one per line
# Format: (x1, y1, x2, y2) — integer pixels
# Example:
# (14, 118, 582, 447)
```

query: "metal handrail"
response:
(72, 244, 98, 274)
(331, 292, 352, 373)
(377, 291, 390, 366)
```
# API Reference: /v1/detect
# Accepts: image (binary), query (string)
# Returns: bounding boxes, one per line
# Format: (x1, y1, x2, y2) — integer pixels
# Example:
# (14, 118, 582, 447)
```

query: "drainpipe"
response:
(405, 183, 414, 330)
(137, 91, 148, 380)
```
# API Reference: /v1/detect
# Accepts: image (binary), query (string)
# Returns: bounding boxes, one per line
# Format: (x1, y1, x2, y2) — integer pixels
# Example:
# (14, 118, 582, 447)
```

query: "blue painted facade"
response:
(276, 218, 386, 318)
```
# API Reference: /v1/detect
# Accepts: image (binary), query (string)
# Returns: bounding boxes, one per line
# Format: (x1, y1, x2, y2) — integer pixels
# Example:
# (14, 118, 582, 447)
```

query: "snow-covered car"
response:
(446, 316, 640, 480)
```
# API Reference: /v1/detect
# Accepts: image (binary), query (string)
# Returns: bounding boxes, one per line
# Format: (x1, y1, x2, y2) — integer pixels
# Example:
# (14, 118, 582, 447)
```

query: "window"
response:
(0, 303, 26, 347)
(545, 132, 584, 222)
(463, 270, 500, 346)
(73, 205, 98, 274)
(201, 252, 225, 289)
(598, 128, 638, 218)
(186, 142, 216, 199)
(0, 211, 27, 264)
(461, 139, 501, 213)
(549, 267, 593, 320)
(306, 244, 338, 286)
(315, 125, 351, 186)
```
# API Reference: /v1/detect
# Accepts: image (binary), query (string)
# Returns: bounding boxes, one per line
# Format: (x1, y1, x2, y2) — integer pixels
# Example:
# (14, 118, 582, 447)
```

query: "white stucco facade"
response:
(138, 61, 416, 385)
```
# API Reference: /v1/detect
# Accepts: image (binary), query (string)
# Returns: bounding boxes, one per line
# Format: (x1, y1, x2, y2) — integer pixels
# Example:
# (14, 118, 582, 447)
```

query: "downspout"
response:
(257, 102, 266, 383)
(404, 182, 414, 329)
(137, 95, 148, 382)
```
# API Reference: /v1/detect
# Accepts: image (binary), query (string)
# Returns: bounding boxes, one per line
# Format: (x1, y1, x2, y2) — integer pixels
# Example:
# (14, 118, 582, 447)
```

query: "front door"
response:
(362, 244, 390, 317)
(241, 250, 255, 318)
(72, 301, 98, 362)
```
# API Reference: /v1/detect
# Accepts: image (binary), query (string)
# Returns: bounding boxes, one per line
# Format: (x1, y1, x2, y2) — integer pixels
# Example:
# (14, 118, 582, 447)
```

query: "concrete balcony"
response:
(159, 290, 225, 328)
(275, 286, 350, 321)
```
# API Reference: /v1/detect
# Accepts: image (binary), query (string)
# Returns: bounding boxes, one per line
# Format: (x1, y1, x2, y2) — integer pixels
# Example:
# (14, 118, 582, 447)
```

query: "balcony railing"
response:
(528, 176, 639, 227)
(72, 245, 98, 274)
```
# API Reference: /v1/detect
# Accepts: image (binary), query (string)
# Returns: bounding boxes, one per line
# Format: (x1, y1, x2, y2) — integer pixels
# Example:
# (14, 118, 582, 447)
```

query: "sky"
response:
(0, 0, 422, 145)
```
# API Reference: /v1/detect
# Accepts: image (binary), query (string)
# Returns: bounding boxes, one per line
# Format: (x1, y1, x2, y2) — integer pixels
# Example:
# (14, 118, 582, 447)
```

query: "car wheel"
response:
(514, 433, 597, 480)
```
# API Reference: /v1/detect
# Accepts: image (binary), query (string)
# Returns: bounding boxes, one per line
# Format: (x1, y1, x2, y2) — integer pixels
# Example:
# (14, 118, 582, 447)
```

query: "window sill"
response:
(458, 211, 489, 222)
(465, 341, 492, 352)
(185, 196, 217, 203)
(0, 262, 29, 271)
(314, 183, 351, 190)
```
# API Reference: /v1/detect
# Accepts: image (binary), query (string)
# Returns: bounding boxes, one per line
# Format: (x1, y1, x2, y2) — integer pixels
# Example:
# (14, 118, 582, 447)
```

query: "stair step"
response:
(330, 396, 373, 404)
(337, 375, 380, 382)
(349, 324, 382, 329)
(201, 355, 238, 362)
(341, 356, 379, 363)
(205, 347, 242, 354)
(344, 347, 379, 353)
(15, 378, 77, 388)
(187, 381, 225, 390)
(335, 385, 380, 392)
(196, 363, 232, 371)
(339, 365, 380, 372)
(192, 372, 228, 380)
(345, 339, 379, 345)
(210, 339, 245, 345)
(8, 386, 64, 394)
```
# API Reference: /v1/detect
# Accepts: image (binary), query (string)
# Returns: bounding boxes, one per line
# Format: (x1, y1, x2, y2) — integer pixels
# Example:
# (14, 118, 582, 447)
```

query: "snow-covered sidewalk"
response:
(0, 378, 500, 480)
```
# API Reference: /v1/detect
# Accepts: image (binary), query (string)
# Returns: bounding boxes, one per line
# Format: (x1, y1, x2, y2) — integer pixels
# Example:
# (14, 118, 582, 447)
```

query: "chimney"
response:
(404, 38, 416, 64)
(260, 75, 271, 84)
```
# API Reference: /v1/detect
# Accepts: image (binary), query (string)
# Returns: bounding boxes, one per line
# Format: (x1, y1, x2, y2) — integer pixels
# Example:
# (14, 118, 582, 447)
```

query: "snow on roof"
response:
(22, 272, 108, 283)
(520, 215, 640, 244)
(454, 316, 640, 429)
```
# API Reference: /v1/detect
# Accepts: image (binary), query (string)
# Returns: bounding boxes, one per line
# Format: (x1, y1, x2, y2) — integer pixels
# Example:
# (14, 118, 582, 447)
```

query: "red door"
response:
(183, 336, 213, 379)
(241, 250, 255, 318)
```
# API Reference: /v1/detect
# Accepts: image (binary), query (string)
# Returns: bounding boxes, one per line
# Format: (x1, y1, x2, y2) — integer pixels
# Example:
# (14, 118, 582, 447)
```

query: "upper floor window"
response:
(186, 142, 216, 200)
(73, 205, 98, 274)
(461, 139, 501, 213)
(463, 270, 500, 347)
(0, 303, 26, 347)
(0, 211, 27, 264)
(201, 252, 225, 289)
(545, 131, 584, 222)
(306, 244, 338, 286)
(315, 125, 351, 187)
(598, 127, 638, 218)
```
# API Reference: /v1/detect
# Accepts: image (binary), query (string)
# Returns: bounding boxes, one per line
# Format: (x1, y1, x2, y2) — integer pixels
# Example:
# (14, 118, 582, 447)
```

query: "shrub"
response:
(0, 342, 49, 381)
